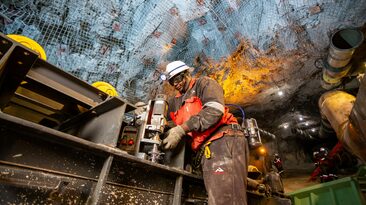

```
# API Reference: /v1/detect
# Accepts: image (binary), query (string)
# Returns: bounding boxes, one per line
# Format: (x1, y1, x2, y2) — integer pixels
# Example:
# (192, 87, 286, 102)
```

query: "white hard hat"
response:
(165, 61, 190, 80)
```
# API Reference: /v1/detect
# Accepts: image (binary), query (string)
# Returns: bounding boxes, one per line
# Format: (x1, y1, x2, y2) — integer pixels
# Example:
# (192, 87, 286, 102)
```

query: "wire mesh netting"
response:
(0, 0, 365, 102)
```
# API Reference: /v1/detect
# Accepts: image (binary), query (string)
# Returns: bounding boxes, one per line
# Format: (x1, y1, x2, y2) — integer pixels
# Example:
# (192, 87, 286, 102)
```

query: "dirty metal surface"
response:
(28, 59, 108, 106)
(67, 98, 127, 146)
(0, 36, 38, 110)
(0, 163, 181, 205)
(100, 184, 174, 205)
(0, 113, 202, 179)
(0, 112, 291, 205)
(89, 155, 114, 205)
(0, 165, 93, 204)
(0, 130, 104, 179)
(108, 160, 176, 193)
(0, 112, 206, 204)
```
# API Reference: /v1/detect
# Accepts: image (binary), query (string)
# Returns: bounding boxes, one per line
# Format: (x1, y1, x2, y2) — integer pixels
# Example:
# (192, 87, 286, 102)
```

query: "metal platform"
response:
(0, 33, 206, 205)
(0, 33, 292, 205)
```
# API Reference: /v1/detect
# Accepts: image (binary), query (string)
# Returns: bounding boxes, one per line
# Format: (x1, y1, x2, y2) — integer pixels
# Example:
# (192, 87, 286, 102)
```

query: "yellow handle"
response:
(204, 142, 212, 159)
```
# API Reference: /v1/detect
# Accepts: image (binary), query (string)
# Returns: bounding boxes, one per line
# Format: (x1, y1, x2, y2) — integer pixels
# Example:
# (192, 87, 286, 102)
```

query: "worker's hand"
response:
(134, 102, 146, 115)
(162, 126, 186, 150)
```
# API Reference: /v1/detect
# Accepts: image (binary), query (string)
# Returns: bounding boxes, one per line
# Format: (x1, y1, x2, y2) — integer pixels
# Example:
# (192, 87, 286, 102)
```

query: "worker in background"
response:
(161, 60, 249, 205)
(273, 153, 284, 175)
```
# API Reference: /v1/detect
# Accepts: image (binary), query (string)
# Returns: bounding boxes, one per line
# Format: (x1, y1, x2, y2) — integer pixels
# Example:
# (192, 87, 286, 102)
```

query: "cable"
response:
(225, 104, 245, 120)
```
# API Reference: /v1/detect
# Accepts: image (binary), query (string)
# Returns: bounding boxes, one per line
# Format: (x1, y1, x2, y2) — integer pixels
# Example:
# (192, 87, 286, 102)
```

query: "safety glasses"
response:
(168, 72, 185, 86)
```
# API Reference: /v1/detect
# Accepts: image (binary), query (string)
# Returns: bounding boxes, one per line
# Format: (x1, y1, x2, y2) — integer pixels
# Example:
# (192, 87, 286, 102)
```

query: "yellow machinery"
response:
(92, 81, 119, 96)
(7, 34, 47, 60)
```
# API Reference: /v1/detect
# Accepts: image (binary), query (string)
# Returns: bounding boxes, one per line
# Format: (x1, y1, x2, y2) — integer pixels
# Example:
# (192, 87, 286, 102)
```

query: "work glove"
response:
(162, 125, 186, 150)
(257, 184, 266, 193)
(134, 102, 147, 115)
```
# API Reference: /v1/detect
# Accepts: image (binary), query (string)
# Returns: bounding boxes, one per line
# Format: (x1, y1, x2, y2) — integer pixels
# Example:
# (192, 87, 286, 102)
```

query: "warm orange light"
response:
(161, 39, 290, 106)
(258, 147, 266, 155)
(195, 40, 287, 106)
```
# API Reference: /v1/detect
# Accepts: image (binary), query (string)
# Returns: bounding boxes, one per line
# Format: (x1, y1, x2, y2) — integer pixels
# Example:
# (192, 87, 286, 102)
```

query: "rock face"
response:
(1, 0, 365, 107)
(1, 0, 365, 167)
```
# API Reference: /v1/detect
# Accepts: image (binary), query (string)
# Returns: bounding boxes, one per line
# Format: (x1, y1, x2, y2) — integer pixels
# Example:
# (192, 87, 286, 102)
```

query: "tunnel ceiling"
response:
(1, 0, 366, 132)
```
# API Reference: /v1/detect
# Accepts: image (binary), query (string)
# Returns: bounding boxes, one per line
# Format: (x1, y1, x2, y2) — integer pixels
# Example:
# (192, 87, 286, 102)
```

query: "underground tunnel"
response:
(0, 0, 366, 204)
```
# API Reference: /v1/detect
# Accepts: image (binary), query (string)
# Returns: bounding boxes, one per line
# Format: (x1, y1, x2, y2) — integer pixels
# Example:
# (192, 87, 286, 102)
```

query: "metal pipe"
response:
(319, 76, 366, 162)
(321, 63, 352, 89)
(345, 75, 366, 161)
(321, 29, 364, 90)
(327, 29, 363, 68)
(318, 91, 355, 137)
